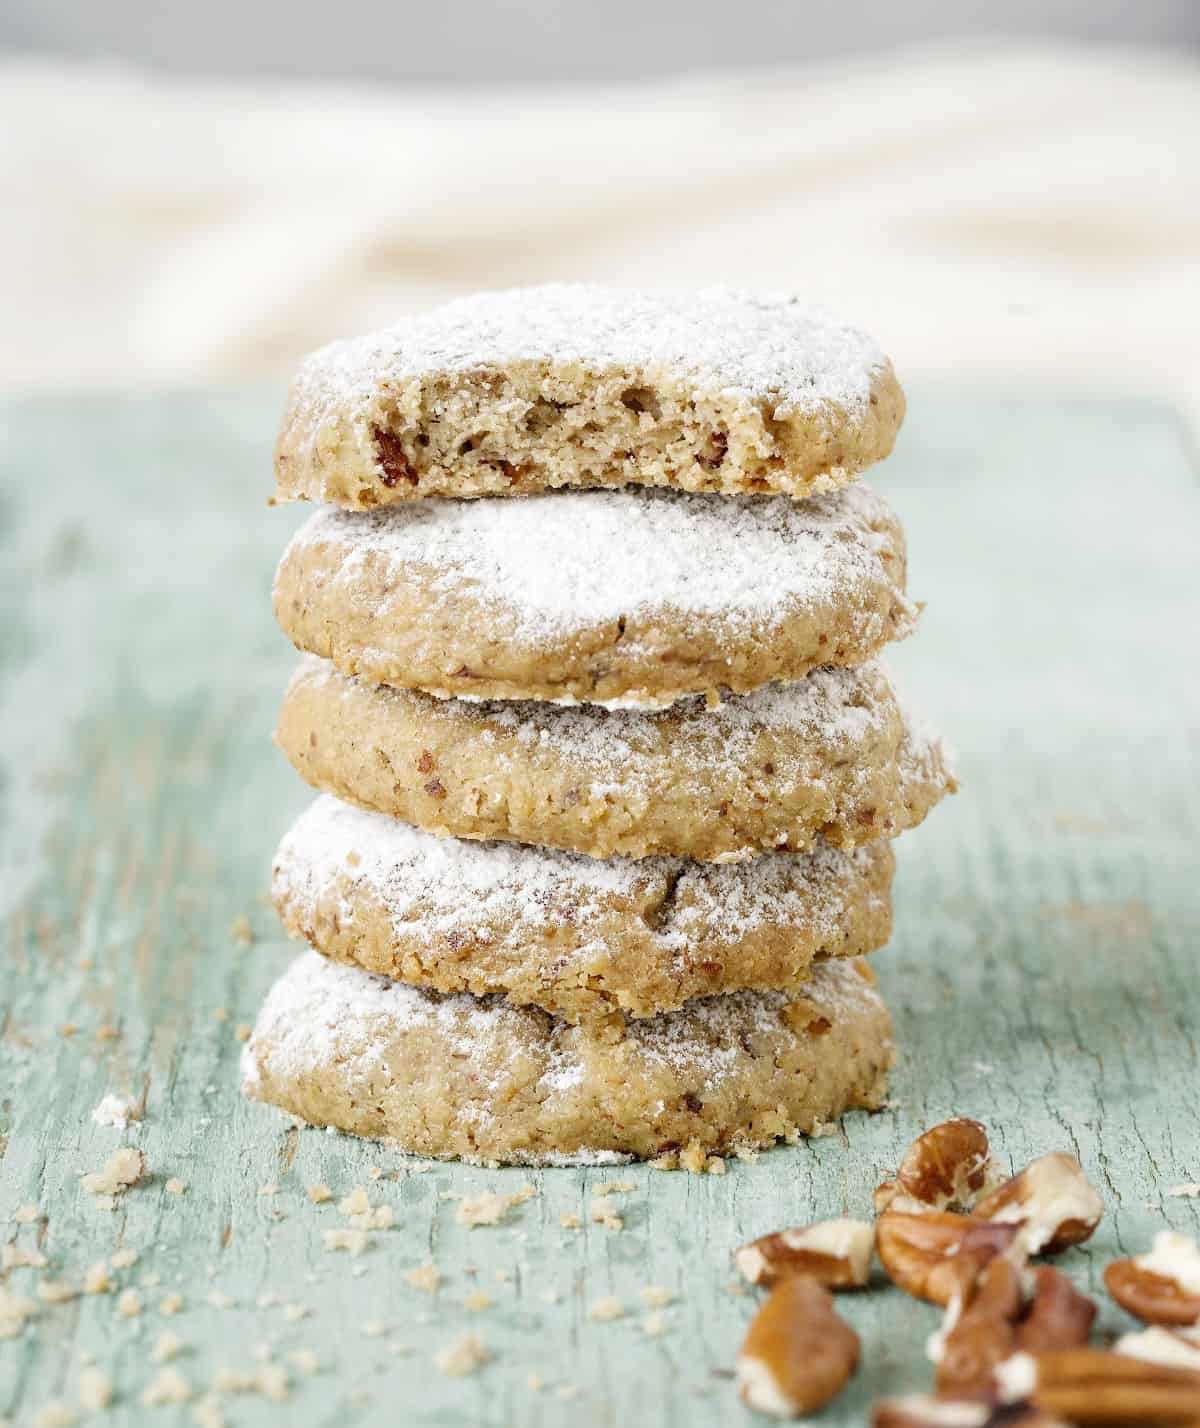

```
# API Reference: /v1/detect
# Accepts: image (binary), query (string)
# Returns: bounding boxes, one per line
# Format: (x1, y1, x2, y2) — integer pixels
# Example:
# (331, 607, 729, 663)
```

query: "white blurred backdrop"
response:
(3, 3, 1198, 420)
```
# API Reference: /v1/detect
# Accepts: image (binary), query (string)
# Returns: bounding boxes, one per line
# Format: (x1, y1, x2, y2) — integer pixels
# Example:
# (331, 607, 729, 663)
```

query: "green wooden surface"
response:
(1, 388, 1198, 1427)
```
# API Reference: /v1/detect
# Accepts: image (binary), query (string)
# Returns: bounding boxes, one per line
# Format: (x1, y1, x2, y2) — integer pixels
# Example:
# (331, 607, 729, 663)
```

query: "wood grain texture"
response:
(1, 389, 1198, 1426)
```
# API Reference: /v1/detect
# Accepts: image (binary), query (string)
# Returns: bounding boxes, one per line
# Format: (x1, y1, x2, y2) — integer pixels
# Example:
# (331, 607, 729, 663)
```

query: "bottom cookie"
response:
(241, 952, 894, 1165)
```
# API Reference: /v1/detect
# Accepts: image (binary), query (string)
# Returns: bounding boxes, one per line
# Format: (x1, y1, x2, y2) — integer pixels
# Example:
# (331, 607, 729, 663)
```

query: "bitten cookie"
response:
(273, 795, 895, 1022)
(275, 656, 955, 862)
(273, 483, 916, 707)
(274, 285, 904, 507)
(241, 952, 894, 1165)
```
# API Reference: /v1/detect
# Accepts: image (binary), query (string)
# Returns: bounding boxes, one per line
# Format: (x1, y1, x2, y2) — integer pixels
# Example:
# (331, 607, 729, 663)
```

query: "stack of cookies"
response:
(242, 286, 955, 1167)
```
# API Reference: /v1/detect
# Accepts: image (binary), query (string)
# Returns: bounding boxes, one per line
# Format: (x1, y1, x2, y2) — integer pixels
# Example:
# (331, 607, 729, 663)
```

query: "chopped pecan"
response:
(974, 1153, 1103, 1256)
(735, 1218, 874, 1291)
(1105, 1231, 1200, 1327)
(934, 1258, 1022, 1398)
(874, 1119, 996, 1215)
(1015, 1266, 1097, 1351)
(872, 1396, 1067, 1427)
(997, 1346, 1200, 1424)
(876, 1210, 1020, 1307)
(373, 427, 418, 487)
(736, 1277, 859, 1417)
(932, 1262, 1097, 1398)
(1115, 1324, 1200, 1372)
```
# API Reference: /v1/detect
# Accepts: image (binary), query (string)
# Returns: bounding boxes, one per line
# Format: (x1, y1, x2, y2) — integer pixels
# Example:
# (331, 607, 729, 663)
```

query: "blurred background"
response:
(3, 1, 1198, 420)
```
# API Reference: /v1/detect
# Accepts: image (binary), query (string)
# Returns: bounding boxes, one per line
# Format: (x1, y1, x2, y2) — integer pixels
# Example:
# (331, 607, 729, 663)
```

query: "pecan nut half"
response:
(974, 1153, 1104, 1256)
(996, 1347, 1200, 1424)
(872, 1397, 1068, 1428)
(736, 1276, 860, 1417)
(874, 1118, 996, 1215)
(735, 1218, 874, 1290)
(1105, 1231, 1200, 1327)
(876, 1210, 1021, 1307)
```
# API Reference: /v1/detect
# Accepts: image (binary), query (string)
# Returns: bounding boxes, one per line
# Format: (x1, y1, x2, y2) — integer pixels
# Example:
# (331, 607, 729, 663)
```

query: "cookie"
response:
(275, 656, 955, 862)
(241, 952, 894, 1165)
(273, 482, 916, 707)
(272, 795, 895, 1022)
(273, 285, 904, 508)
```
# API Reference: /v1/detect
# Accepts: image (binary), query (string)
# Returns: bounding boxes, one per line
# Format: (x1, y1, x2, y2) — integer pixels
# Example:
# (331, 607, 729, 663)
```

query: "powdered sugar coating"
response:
(280, 654, 954, 862)
(296, 285, 889, 422)
(244, 951, 884, 1091)
(274, 794, 885, 955)
(295, 652, 891, 761)
(282, 480, 912, 649)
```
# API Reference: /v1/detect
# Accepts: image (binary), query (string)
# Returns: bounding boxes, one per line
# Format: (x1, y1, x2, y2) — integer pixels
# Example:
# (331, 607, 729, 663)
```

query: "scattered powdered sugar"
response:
(294, 284, 889, 421)
(273, 794, 884, 956)
(243, 952, 883, 1108)
(282, 481, 909, 646)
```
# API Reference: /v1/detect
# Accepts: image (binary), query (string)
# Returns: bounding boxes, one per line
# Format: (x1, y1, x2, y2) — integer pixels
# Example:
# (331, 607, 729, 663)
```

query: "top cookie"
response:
(274, 285, 904, 507)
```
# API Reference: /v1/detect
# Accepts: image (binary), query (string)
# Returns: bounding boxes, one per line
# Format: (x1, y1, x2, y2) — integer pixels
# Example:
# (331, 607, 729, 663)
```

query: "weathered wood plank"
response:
(1, 390, 1198, 1426)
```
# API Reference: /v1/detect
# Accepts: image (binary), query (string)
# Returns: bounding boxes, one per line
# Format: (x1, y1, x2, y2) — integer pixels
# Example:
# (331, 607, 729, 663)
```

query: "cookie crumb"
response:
(323, 1229, 369, 1256)
(78, 1368, 113, 1411)
(110, 1248, 137, 1269)
(0, 1287, 38, 1338)
(152, 1330, 181, 1363)
(403, 1262, 439, 1294)
(363, 1319, 386, 1338)
(234, 1023, 252, 1043)
(206, 1289, 234, 1310)
(116, 1289, 142, 1318)
(230, 915, 254, 947)
(165, 1178, 186, 1196)
(4, 1245, 48, 1270)
(306, 1183, 331, 1204)
(1167, 1183, 1200, 1198)
(14, 1203, 40, 1224)
(527, 1371, 544, 1392)
(282, 1302, 306, 1322)
(337, 1186, 370, 1218)
(643, 1311, 667, 1337)
(92, 1093, 141, 1129)
(455, 1185, 535, 1228)
(257, 1182, 278, 1198)
(32, 1400, 76, 1428)
(559, 1212, 581, 1230)
(287, 1348, 319, 1376)
(191, 1395, 226, 1428)
(589, 1197, 623, 1231)
(159, 1294, 184, 1315)
(142, 1367, 191, 1406)
(463, 1291, 492, 1312)
(434, 1333, 490, 1376)
(588, 1296, 624, 1322)
(38, 1280, 78, 1304)
(82, 1262, 112, 1296)
(640, 1285, 672, 1307)
(81, 1148, 144, 1197)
